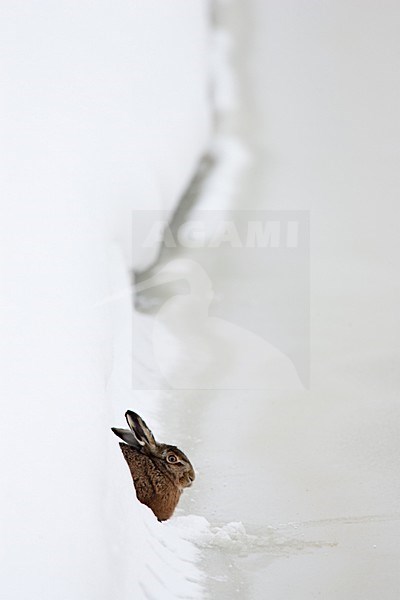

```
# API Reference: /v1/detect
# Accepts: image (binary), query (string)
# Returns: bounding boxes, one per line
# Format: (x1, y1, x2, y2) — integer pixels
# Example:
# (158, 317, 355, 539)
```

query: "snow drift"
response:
(0, 2, 212, 598)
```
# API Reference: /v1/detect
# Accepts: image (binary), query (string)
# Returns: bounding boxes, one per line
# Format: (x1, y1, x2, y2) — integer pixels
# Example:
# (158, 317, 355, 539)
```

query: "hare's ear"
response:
(125, 411, 157, 449)
(111, 427, 141, 448)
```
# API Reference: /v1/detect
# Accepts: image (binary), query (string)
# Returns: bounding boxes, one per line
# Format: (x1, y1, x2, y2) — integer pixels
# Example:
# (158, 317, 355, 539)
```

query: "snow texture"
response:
(0, 2, 213, 599)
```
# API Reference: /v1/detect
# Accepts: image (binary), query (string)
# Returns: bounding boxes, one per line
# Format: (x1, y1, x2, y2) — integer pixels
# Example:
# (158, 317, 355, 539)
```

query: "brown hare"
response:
(112, 411, 195, 521)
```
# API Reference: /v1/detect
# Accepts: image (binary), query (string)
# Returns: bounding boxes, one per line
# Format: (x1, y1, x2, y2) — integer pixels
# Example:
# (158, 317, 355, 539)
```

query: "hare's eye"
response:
(167, 454, 177, 463)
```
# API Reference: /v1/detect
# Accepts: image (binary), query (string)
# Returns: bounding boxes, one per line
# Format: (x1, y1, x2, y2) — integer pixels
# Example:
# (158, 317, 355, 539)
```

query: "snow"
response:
(0, 2, 212, 599)
(173, 1, 400, 598)
(2, 0, 399, 599)
(132, 1, 400, 598)
(0, 0, 211, 271)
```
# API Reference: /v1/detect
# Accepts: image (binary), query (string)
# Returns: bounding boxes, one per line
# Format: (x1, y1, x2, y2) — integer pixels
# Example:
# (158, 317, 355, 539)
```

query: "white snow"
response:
(0, 2, 213, 599)
(168, 1, 400, 598)
(0, 0, 211, 271)
(3, 1, 399, 599)
(131, 1, 400, 598)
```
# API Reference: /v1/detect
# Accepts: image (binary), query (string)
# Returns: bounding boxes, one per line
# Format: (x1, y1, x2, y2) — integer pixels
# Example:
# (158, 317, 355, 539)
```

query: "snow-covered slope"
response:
(0, 2, 211, 599)
(0, 0, 211, 270)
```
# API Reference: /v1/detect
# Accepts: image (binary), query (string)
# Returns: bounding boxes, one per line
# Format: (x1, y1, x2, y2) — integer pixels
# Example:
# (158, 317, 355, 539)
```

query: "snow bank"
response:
(0, 2, 212, 598)
(105, 247, 205, 599)
(0, 0, 211, 271)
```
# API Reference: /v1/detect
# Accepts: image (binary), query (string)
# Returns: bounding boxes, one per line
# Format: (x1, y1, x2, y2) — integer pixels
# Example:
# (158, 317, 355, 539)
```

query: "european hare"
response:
(112, 411, 195, 521)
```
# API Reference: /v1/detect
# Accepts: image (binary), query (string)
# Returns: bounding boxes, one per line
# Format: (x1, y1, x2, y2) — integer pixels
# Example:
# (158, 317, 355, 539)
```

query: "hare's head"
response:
(112, 411, 195, 490)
